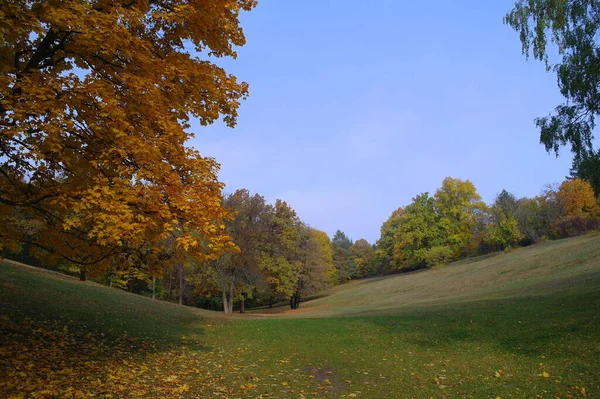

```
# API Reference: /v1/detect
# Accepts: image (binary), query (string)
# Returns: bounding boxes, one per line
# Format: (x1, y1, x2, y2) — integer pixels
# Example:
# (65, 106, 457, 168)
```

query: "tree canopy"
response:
(504, 0, 600, 158)
(0, 0, 256, 271)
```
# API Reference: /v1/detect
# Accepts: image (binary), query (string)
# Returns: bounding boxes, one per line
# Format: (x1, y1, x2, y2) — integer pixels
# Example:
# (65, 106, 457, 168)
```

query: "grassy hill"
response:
(268, 233, 600, 317)
(1, 234, 599, 398)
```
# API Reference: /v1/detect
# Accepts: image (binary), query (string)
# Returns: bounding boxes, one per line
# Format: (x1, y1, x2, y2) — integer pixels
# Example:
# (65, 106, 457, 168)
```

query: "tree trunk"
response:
(178, 264, 184, 306)
(290, 292, 300, 309)
(239, 298, 245, 313)
(167, 269, 173, 300)
(79, 268, 86, 282)
(228, 281, 234, 313)
(222, 289, 229, 314)
(152, 276, 156, 300)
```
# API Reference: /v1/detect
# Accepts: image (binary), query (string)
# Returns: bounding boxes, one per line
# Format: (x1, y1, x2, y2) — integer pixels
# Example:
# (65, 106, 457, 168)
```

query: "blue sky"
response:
(189, 0, 574, 244)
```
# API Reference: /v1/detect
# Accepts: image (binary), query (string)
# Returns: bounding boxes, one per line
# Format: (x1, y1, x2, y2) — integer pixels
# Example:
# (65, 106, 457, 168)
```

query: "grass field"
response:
(1, 234, 599, 398)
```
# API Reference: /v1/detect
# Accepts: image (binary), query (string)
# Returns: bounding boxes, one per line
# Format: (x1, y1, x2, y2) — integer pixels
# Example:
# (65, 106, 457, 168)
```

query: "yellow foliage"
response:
(556, 179, 597, 216)
(0, 0, 256, 271)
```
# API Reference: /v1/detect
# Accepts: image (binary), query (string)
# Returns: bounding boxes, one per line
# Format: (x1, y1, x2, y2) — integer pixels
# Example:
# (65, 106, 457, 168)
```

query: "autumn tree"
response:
(382, 178, 485, 270)
(375, 208, 404, 274)
(331, 230, 355, 282)
(505, 0, 600, 160)
(1, 1, 255, 276)
(556, 178, 597, 216)
(208, 190, 268, 313)
(486, 190, 523, 250)
(551, 178, 599, 237)
(434, 177, 487, 258)
(391, 192, 445, 270)
(259, 200, 303, 308)
(351, 239, 377, 278)
(515, 197, 545, 243)
(291, 227, 335, 309)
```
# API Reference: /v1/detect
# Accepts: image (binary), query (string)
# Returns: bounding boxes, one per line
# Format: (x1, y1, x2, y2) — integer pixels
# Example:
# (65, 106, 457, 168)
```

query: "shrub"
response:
(551, 214, 600, 238)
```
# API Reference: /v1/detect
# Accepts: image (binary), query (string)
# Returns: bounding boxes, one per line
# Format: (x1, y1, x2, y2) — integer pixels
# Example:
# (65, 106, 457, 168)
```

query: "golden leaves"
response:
(1, 0, 254, 270)
(0, 315, 248, 398)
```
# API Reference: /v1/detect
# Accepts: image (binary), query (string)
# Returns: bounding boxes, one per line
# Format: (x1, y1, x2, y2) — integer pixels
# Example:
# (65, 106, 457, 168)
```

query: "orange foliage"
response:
(556, 179, 597, 216)
(0, 1, 256, 269)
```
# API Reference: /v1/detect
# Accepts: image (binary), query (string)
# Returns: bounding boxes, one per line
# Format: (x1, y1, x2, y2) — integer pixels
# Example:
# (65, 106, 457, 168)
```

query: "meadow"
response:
(1, 234, 599, 398)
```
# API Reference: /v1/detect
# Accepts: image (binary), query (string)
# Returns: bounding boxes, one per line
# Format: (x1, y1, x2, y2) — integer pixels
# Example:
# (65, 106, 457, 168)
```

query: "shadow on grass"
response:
(0, 262, 229, 397)
(0, 262, 213, 351)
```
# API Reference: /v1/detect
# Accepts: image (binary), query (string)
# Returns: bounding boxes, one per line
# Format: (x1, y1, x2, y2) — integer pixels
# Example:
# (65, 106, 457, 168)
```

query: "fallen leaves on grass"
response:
(0, 315, 244, 398)
(0, 315, 350, 398)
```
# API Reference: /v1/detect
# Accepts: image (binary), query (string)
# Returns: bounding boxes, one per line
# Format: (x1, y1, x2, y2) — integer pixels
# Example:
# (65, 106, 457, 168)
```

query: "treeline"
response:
(5, 189, 376, 312)
(151, 190, 378, 311)
(6, 177, 598, 312)
(188, 189, 378, 311)
(376, 177, 600, 274)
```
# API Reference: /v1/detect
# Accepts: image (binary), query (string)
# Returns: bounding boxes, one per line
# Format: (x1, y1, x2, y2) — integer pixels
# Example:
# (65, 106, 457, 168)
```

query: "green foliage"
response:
(434, 177, 487, 257)
(375, 208, 404, 273)
(486, 216, 523, 251)
(494, 189, 519, 219)
(486, 190, 524, 250)
(350, 238, 377, 277)
(571, 149, 600, 196)
(259, 200, 303, 300)
(392, 192, 442, 270)
(331, 230, 356, 281)
(505, 0, 600, 157)
(419, 245, 456, 268)
(515, 197, 546, 243)
(387, 178, 485, 270)
(3, 233, 600, 398)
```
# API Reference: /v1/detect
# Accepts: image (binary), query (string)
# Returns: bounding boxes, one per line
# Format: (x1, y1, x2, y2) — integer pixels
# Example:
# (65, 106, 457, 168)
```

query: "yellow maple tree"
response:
(556, 178, 597, 217)
(0, 0, 256, 272)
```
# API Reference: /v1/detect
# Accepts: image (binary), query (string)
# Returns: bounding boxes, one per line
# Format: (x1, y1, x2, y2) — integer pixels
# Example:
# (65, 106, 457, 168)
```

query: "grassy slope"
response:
(264, 234, 600, 317)
(1, 235, 599, 398)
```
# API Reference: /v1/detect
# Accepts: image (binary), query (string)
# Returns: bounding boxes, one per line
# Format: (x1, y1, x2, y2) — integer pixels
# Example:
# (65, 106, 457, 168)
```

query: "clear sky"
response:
(189, 0, 574, 244)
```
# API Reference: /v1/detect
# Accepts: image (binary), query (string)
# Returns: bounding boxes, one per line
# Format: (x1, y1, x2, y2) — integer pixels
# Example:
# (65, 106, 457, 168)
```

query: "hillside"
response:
(1, 234, 599, 398)
(268, 234, 600, 317)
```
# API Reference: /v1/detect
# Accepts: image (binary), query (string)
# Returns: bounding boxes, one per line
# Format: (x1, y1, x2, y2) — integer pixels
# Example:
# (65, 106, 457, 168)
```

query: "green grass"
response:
(1, 234, 600, 398)
(260, 234, 600, 318)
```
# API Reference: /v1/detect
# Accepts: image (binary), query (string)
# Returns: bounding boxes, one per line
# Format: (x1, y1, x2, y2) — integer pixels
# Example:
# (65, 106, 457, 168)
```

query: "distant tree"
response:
(552, 178, 599, 238)
(556, 178, 597, 216)
(392, 193, 445, 270)
(515, 197, 545, 243)
(375, 208, 404, 274)
(434, 177, 487, 258)
(259, 200, 303, 308)
(486, 190, 523, 251)
(291, 228, 335, 309)
(388, 178, 485, 270)
(516, 185, 562, 243)
(331, 230, 355, 281)
(570, 149, 600, 196)
(210, 189, 269, 313)
(495, 190, 520, 219)
(505, 0, 600, 159)
(487, 208, 520, 250)
(351, 239, 377, 278)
